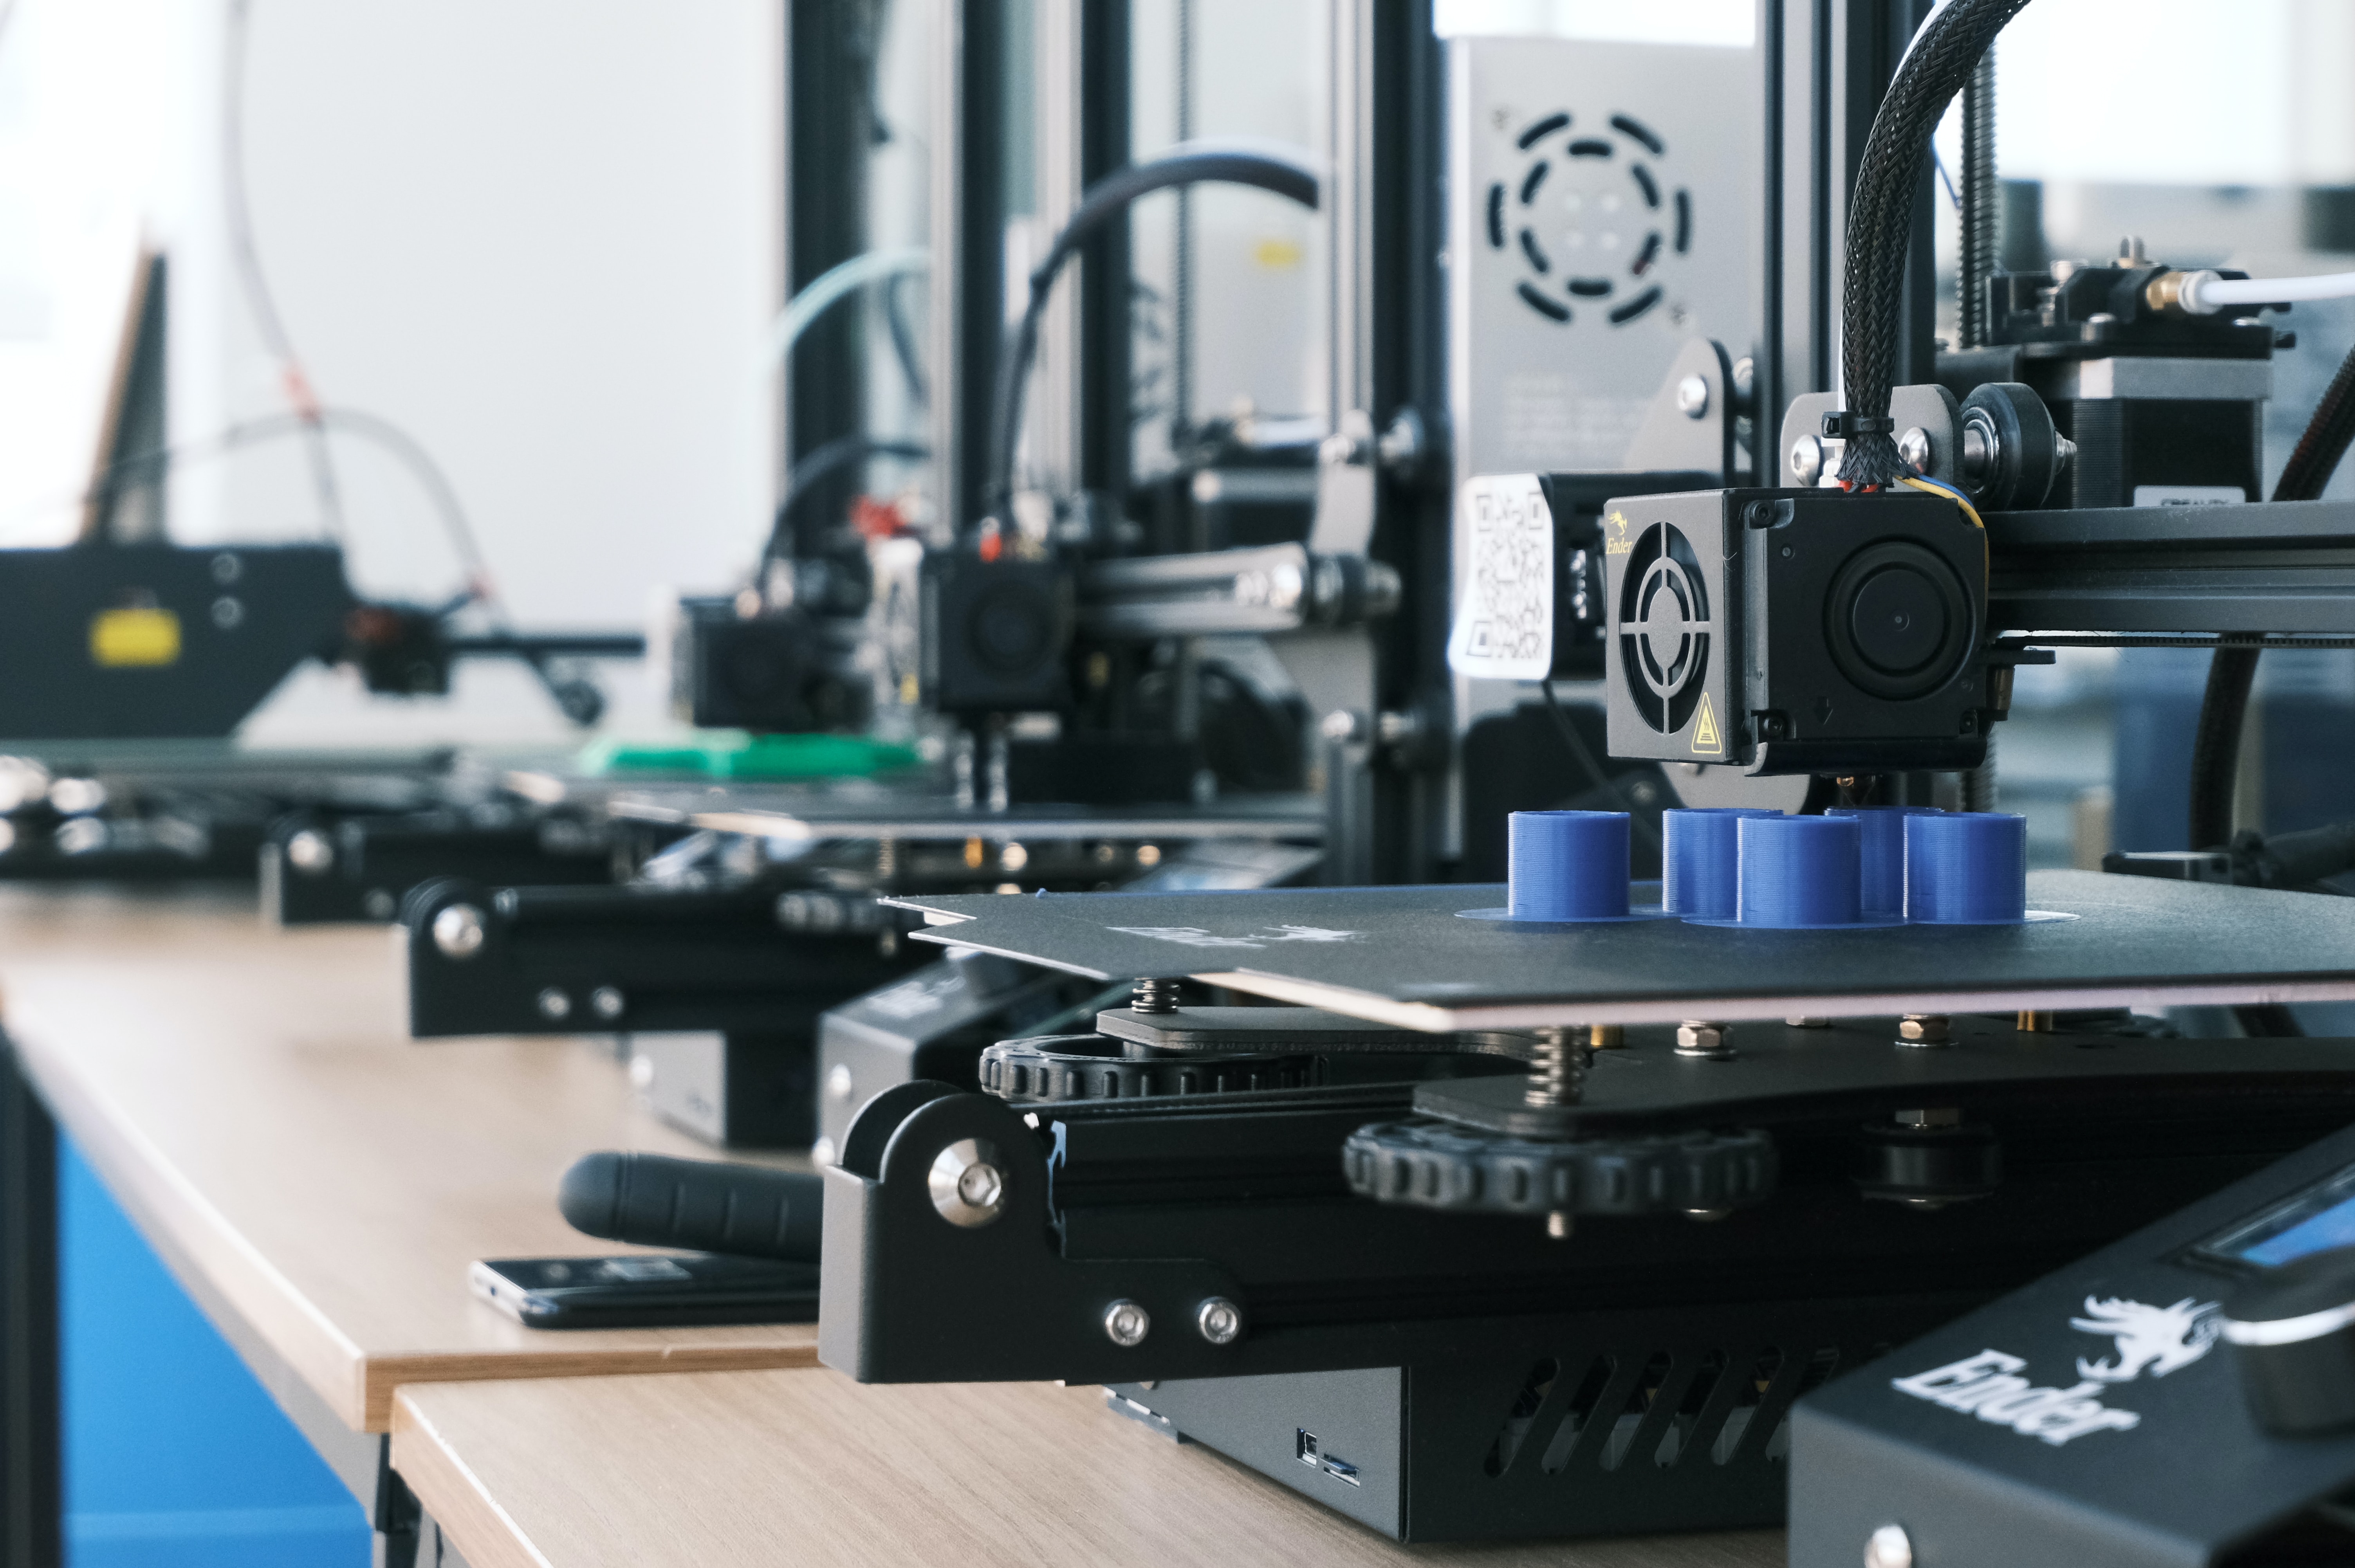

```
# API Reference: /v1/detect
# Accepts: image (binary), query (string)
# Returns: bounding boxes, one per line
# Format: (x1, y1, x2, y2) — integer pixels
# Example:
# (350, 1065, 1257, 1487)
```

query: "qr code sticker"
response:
(1447, 474, 1553, 679)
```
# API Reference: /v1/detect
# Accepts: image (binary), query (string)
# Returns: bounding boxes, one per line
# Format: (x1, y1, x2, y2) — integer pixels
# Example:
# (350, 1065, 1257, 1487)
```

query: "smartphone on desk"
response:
(469, 1254, 820, 1330)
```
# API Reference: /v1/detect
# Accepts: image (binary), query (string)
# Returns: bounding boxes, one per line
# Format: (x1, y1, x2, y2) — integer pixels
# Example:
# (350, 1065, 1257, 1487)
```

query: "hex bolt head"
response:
(1897, 1014, 1952, 1047)
(1675, 1021, 1734, 1058)
(431, 904, 487, 960)
(1195, 1298, 1244, 1345)
(590, 986, 626, 1021)
(285, 829, 334, 876)
(537, 988, 572, 1022)
(1103, 1299, 1151, 1347)
(1864, 1524, 1913, 1568)
(1790, 434, 1825, 485)
(928, 1139, 1007, 1228)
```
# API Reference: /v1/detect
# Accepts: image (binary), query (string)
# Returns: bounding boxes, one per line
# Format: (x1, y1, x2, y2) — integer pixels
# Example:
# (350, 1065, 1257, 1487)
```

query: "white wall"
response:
(0, 0, 782, 740)
(1997, 0, 2355, 187)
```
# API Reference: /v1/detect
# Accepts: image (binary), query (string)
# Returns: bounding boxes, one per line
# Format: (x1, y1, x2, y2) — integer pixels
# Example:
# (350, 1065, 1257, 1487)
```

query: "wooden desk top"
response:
(393, 1371, 1785, 1568)
(0, 886, 818, 1433)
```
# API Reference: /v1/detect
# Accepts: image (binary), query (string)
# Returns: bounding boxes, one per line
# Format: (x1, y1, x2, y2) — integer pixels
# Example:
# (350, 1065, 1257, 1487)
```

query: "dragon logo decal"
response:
(2070, 1296, 2221, 1383)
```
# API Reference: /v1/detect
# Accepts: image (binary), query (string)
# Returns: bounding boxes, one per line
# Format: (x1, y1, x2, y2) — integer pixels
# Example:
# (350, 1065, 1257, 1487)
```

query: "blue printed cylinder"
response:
(1905, 811, 2029, 923)
(1736, 814, 1865, 927)
(1507, 810, 1631, 920)
(1663, 808, 1782, 919)
(1828, 806, 1939, 917)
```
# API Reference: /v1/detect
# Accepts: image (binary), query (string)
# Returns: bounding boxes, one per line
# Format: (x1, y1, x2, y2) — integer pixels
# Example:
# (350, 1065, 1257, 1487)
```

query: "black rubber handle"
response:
(557, 1151, 823, 1262)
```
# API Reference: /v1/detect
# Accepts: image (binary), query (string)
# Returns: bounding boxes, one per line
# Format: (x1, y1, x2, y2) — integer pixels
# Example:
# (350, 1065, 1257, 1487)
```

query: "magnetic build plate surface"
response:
(893, 871, 2355, 1030)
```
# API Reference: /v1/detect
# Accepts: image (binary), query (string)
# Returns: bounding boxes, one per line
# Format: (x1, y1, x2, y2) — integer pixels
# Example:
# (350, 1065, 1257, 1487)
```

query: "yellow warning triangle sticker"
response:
(1691, 691, 1723, 754)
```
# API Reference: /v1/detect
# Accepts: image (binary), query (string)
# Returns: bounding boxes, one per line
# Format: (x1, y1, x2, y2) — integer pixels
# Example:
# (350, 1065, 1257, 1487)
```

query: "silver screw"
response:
(1545, 1211, 1573, 1240)
(1895, 425, 1931, 470)
(537, 988, 572, 1021)
(1785, 1016, 1831, 1029)
(1789, 434, 1824, 485)
(1676, 1020, 1735, 1058)
(590, 986, 625, 1021)
(1897, 1014, 1951, 1048)
(826, 1063, 855, 1102)
(285, 829, 334, 875)
(928, 1139, 1007, 1228)
(1676, 374, 1711, 419)
(1864, 1524, 1913, 1568)
(363, 890, 396, 922)
(1132, 977, 1182, 1015)
(431, 904, 486, 960)
(1103, 1300, 1151, 1347)
(1196, 1298, 1243, 1345)
(1685, 1206, 1732, 1222)
(626, 1054, 655, 1090)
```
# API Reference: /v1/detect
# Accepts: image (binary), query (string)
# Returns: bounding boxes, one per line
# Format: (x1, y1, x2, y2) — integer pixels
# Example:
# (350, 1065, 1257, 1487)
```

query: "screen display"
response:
(2193, 1161, 2355, 1271)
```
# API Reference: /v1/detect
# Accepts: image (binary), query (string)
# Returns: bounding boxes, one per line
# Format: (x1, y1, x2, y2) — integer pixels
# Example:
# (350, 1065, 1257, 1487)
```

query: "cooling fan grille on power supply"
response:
(1488, 110, 1693, 328)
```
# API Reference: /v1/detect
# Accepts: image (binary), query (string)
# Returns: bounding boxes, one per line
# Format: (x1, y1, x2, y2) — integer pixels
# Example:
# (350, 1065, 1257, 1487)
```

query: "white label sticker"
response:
(1447, 474, 1554, 680)
(2131, 485, 2246, 507)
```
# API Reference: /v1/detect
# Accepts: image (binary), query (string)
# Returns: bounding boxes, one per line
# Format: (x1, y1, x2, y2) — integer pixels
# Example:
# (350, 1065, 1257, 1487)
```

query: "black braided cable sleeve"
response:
(1839, 0, 2032, 488)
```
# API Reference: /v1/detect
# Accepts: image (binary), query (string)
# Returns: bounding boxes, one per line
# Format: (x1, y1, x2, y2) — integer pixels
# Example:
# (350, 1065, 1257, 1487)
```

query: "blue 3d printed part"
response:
(1689, 813, 1904, 929)
(1905, 810, 2031, 924)
(1460, 809, 1665, 923)
(1662, 807, 1783, 919)
(1827, 806, 1938, 918)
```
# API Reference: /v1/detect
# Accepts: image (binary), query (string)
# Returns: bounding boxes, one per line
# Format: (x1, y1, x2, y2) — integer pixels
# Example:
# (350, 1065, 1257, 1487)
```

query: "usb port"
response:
(1323, 1457, 1361, 1486)
(1296, 1429, 1319, 1466)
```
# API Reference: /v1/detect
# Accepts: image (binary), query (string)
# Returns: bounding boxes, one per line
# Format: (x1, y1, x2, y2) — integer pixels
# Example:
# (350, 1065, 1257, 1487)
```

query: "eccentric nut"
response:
(431, 904, 487, 960)
(1103, 1299, 1151, 1347)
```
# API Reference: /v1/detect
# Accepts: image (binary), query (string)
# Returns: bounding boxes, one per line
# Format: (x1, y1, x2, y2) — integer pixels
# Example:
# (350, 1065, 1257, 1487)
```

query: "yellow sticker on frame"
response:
(90, 608, 181, 668)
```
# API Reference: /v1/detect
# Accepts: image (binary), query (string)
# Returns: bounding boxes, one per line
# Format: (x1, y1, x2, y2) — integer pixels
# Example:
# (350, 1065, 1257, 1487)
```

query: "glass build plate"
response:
(888, 870, 2355, 1030)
